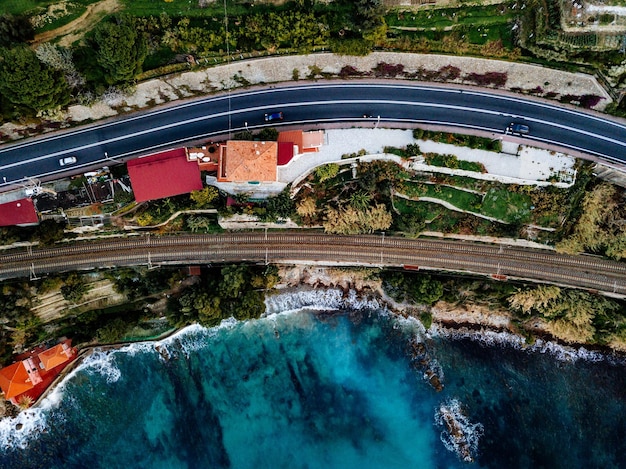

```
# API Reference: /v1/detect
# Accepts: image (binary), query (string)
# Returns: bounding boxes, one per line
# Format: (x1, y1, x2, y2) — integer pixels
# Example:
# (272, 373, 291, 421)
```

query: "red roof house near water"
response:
(0, 198, 39, 227)
(0, 339, 77, 407)
(127, 148, 203, 202)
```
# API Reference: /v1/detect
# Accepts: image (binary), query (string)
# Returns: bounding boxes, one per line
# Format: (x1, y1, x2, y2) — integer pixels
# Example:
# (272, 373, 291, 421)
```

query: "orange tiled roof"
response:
(278, 131, 304, 152)
(38, 343, 73, 370)
(218, 141, 277, 182)
(0, 362, 35, 399)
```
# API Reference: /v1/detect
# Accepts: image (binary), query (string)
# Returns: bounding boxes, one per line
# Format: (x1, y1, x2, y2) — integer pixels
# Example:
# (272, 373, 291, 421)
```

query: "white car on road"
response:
(59, 156, 77, 166)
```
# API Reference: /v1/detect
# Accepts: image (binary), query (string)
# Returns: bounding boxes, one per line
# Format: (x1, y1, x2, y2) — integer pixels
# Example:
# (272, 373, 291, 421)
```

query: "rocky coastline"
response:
(277, 265, 626, 360)
(3, 264, 623, 419)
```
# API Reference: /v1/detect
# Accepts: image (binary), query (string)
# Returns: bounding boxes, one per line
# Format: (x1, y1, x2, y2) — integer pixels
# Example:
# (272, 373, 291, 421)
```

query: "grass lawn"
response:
(3, 0, 55, 15)
(386, 4, 514, 29)
(400, 181, 483, 212)
(430, 175, 494, 192)
(394, 196, 442, 219)
(400, 181, 535, 224)
(532, 212, 561, 227)
(119, 0, 255, 18)
(424, 153, 486, 173)
(393, 197, 495, 233)
(481, 188, 532, 223)
(466, 22, 514, 46)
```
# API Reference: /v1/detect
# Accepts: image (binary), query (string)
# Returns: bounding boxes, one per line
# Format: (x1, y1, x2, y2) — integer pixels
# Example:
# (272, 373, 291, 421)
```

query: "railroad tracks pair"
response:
(0, 233, 624, 296)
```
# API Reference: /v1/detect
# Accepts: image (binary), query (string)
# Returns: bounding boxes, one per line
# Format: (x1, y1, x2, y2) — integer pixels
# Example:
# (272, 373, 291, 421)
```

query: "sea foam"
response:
(435, 398, 484, 463)
(79, 350, 122, 383)
(265, 287, 384, 316)
(429, 325, 621, 364)
(0, 408, 49, 450)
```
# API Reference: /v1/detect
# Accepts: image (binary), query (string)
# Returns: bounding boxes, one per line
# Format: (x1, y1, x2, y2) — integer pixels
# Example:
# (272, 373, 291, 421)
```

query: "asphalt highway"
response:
(1, 82, 625, 188)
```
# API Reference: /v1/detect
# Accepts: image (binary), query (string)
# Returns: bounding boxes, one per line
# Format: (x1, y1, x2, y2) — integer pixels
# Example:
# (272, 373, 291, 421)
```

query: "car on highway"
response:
(59, 156, 77, 166)
(507, 123, 529, 135)
(264, 111, 283, 122)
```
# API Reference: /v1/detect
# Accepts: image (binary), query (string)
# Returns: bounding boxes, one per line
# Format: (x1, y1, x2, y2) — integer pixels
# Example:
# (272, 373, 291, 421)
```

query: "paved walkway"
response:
(275, 128, 575, 194)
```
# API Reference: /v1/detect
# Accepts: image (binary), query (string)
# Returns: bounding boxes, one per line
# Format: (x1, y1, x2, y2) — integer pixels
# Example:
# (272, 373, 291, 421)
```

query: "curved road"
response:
(1, 233, 625, 296)
(1, 83, 625, 187)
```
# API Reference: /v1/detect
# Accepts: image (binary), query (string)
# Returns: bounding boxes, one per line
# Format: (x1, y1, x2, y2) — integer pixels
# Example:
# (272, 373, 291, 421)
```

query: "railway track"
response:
(1, 233, 625, 296)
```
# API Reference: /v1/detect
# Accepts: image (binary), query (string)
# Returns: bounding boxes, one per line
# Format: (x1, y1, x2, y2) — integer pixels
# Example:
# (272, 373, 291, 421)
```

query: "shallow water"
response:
(0, 290, 625, 469)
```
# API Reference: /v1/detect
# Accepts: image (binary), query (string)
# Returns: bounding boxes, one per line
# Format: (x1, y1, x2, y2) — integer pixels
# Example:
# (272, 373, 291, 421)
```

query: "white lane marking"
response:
(1, 99, 624, 172)
(1, 83, 624, 152)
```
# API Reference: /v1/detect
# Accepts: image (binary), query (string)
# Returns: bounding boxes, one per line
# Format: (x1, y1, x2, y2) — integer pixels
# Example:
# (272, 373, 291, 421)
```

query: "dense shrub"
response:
(464, 71, 507, 88)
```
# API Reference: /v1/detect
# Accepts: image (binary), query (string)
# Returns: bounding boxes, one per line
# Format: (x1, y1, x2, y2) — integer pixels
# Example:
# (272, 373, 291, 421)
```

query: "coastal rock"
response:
(407, 339, 444, 392)
(436, 399, 484, 463)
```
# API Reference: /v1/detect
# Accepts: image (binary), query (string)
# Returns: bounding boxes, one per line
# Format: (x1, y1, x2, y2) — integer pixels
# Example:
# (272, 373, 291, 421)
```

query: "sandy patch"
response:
(67, 101, 118, 121)
(123, 80, 180, 107)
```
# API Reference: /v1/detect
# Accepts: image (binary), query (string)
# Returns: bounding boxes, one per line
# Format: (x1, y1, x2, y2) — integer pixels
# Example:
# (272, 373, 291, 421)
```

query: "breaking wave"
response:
(0, 408, 48, 450)
(429, 325, 620, 364)
(264, 287, 384, 316)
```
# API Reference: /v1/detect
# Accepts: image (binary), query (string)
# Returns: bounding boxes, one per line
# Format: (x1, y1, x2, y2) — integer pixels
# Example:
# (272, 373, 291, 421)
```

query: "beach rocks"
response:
(436, 399, 484, 463)
(407, 339, 444, 392)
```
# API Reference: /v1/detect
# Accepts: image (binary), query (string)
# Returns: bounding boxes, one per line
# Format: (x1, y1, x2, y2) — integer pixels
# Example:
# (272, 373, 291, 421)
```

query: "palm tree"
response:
(17, 395, 33, 410)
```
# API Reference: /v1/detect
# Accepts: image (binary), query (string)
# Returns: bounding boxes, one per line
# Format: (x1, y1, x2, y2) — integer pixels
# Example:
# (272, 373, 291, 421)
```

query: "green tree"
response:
(92, 16, 147, 85)
(61, 273, 91, 304)
(315, 163, 340, 182)
(0, 47, 70, 114)
(508, 286, 621, 344)
(219, 265, 249, 299)
(354, 0, 386, 34)
(34, 219, 67, 246)
(186, 215, 215, 233)
(233, 290, 265, 320)
(190, 186, 219, 208)
(323, 203, 391, 234)
(330, 38, 372, 56)
(349, 191, 371, 210)
(97, 318, 128, 343)
(381, 271, 443, 305)
(0, 14, 34, 47)
(263, 188, 295, 221)
(258, 127, 279, 141)
(194, 292, 222, 326)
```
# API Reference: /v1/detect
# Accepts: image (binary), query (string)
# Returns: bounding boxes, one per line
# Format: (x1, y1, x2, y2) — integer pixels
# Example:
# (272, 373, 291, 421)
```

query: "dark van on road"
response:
(507, 123, 530, 135)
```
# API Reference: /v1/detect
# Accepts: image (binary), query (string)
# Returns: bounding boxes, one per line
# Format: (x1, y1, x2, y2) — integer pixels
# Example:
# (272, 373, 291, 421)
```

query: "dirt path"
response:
(31, 0, 122, 48)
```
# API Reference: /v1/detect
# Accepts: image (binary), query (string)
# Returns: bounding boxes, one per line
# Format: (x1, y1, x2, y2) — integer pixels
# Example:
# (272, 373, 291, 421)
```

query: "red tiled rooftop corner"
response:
(127, 148, 203, 202)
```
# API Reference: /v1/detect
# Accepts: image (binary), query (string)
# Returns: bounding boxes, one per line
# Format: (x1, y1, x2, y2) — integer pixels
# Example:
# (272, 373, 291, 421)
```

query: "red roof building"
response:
(127, 148, 203, 202)
(218, 141, 278, 182)
(277, 130, 324, 163)
(0, 198, 39, 227)
(0, 362, 38, 401)
(277, 142, 294, 166)
(0, 339, 77, 407)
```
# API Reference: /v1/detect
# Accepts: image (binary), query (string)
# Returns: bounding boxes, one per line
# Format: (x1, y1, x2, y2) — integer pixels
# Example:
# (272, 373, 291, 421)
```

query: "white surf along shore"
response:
(0, 265, 620, 453)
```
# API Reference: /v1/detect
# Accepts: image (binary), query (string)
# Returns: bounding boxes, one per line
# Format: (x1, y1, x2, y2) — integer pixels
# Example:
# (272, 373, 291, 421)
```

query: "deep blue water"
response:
(1, 293, 625, 469)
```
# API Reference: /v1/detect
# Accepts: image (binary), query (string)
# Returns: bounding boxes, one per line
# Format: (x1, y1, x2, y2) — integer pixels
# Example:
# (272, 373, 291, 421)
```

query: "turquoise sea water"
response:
(1, 289, 625, 469)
